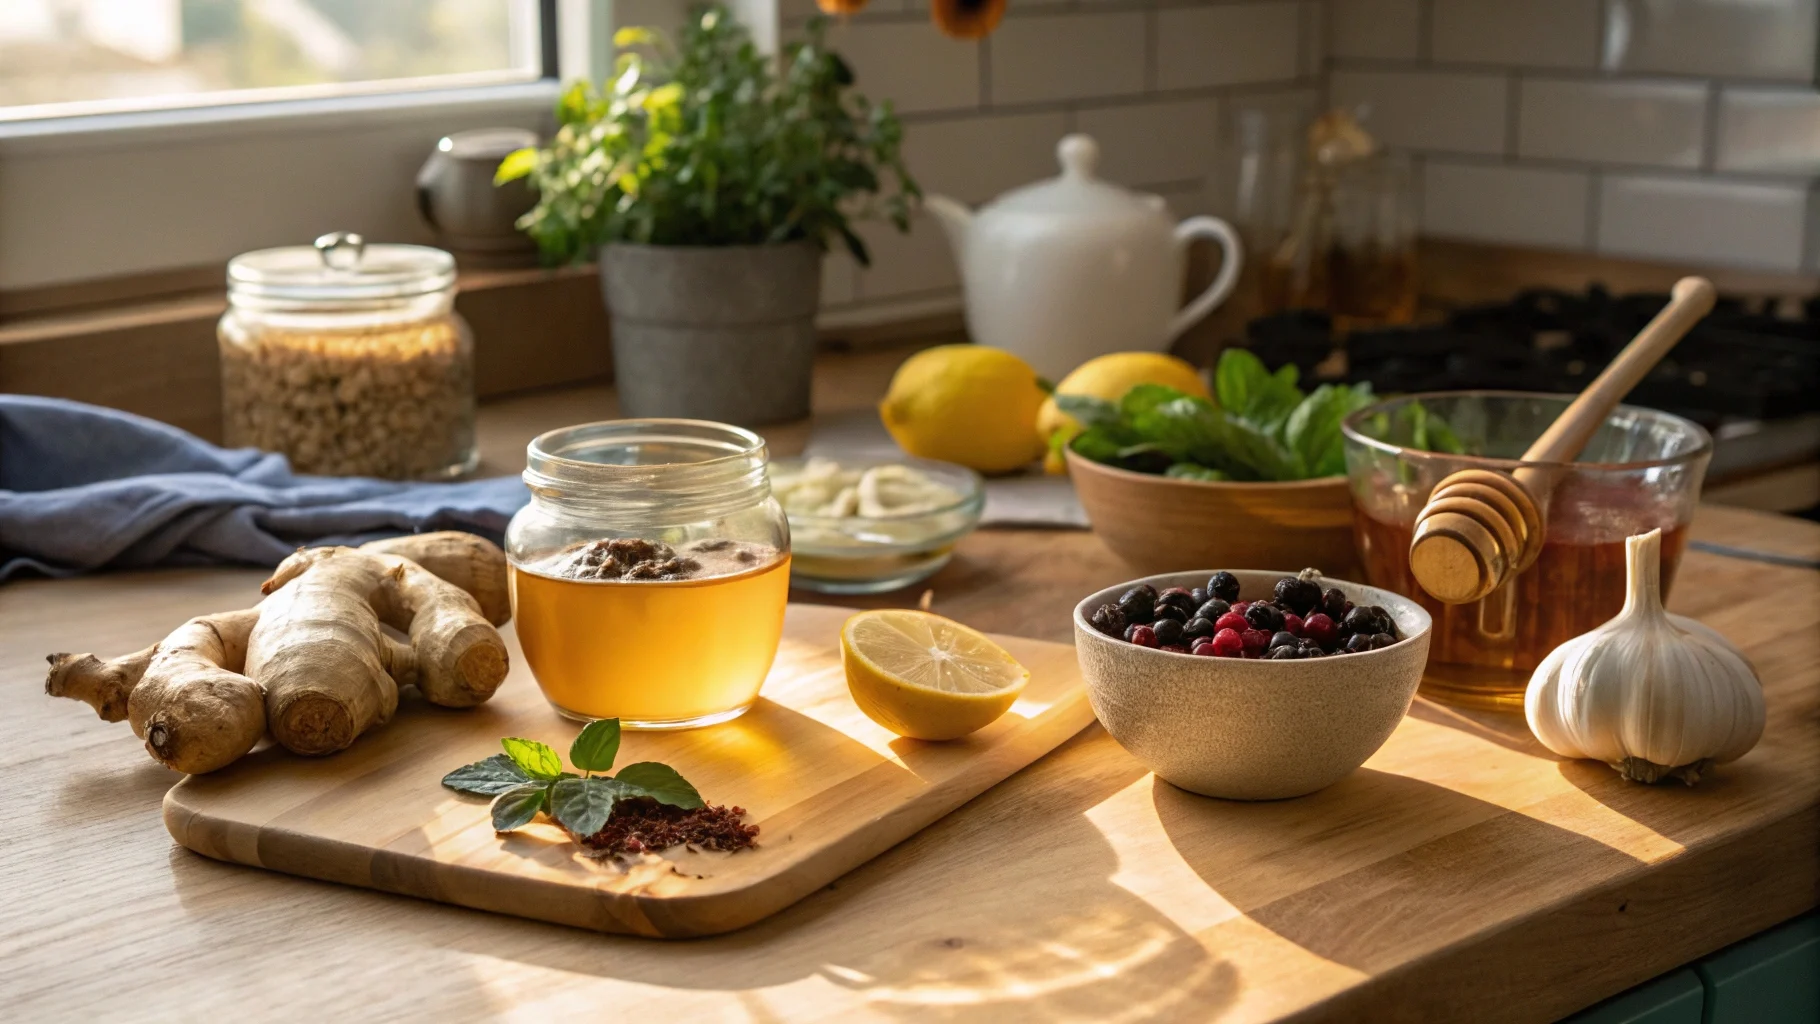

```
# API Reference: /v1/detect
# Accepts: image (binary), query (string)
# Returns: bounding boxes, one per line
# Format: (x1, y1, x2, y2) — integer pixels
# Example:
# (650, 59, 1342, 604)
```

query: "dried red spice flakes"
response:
(570, 797, 759, 857)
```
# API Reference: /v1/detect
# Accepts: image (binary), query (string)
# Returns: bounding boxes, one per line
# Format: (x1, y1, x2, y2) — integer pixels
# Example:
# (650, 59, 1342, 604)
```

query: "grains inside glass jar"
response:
(219, 315, 475, 479)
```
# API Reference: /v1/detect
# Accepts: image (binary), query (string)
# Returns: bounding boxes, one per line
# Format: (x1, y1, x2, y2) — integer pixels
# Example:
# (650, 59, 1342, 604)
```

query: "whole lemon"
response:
(1035, 352, 1210, 443)
(879, 345, 1047, 474)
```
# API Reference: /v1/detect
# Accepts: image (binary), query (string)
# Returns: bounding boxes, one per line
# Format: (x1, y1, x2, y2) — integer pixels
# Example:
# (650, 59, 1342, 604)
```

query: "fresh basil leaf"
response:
(1424, 406, 1468, 454)
(1213, 412, 1304, 481)
(1117, 383, 1191, 421)
(1164, 463, 1228, 482)
(1069, 424, 1137, 465)
(550, 776, 633, 837)
(569, 718, 621, 774)
(500, 737, 563, 781)
(615, 762, 705, 809)
(490, 782, 547, 832)
(1285, 383, 1376, 479)
(1214, 349, 1303, 429)
(442, 754, 534, 796)
(1128, 396, 1299, 480)
(1053, 393, 1120, 429)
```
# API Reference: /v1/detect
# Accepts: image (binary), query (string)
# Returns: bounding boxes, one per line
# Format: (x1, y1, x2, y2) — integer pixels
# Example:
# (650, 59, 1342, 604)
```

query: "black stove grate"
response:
(1245, 286, 1820, 426)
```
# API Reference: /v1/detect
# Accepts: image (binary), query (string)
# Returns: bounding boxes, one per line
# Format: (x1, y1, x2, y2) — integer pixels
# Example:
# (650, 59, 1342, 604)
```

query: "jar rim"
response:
(227, 236, 456, 306)
(1341, 389, 1713, 472)
(526, 419, 766, 473)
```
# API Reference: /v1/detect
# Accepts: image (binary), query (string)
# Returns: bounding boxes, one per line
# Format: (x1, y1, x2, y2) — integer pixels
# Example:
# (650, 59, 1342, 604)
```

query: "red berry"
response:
(1190, 638, 1218, 656)
(1214, 611, 1249, 634)
(1230, 601, 1250, 615)
(1210, 627, 1244, 657)
(1283, 612, 1305, 637)
(1241, 628, 1269, 656)
(1302, 612, 1338, 649)
(1159, 644, 1190, 653)
(1128, 624, 1158, 648)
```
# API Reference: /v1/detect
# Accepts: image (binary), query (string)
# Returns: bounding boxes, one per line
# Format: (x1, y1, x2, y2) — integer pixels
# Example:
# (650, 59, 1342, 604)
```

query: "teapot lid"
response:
(989, 134, 1161, 219)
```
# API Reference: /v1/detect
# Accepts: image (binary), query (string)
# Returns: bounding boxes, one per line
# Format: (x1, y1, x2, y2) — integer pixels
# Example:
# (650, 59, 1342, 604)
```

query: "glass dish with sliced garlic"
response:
(770, 456, 984, 594)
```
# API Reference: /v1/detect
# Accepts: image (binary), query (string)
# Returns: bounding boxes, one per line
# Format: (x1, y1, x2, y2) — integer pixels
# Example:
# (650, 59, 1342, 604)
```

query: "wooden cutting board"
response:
(162, 603, 1091, 938)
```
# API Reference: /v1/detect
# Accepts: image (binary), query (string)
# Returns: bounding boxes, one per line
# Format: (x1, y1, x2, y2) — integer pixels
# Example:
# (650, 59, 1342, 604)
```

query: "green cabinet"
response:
(1696, 912, 1819, 1024)
(1561, 912, 1818, 1024)
(1564, 969, 1703, 1024)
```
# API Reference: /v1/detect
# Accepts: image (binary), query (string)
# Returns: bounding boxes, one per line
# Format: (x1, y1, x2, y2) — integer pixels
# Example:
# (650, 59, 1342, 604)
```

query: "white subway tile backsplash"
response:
(1518, 78, 1707, 168)
(830, 21, 980, 116)
(1300, 1, 1327, 78)
(1074, 97, 1222, 186)
(816, 0, 1820, 312)
(1156, 2, 1303, 92)
(1432, 0, 1600, 68)
(852, 211, 961, 301)
(1422, 161, 1593, 249)
(902, 111, 1070, 205)
(1717, 89, 1820, 174)
(1328, 0, 1421, 60)
(1602, 0, 1819, 81)
(1598, 175, 1808, 270)
(1330, 69, 1509, 155)
(989, 12, 1147, 105)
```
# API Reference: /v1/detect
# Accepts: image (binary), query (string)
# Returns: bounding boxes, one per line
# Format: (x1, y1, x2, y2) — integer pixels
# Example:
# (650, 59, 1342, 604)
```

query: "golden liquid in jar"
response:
(1356, 510, 1690, 709)
(509, 547, 791, 727)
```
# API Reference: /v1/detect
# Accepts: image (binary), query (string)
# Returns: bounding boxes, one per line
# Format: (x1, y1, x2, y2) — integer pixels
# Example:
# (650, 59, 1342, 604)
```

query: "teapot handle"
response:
(1166, 217, 1244, 341)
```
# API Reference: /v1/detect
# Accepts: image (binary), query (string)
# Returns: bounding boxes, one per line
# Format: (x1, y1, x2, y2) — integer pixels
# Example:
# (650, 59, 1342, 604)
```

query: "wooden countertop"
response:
(3, 348, 1817, 1022)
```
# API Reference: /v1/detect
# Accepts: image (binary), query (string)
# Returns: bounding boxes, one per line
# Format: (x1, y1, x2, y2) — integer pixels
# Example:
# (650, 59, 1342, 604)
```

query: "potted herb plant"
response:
(497, 5, 918, 425)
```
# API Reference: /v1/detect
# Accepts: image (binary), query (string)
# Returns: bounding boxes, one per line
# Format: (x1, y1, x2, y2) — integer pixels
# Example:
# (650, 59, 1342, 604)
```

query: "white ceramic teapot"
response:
(925, 134, 1243, 381)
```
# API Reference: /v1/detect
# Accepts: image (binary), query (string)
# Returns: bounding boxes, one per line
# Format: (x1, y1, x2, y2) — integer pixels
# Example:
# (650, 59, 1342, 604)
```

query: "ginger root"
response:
(46, 532, 511, 773)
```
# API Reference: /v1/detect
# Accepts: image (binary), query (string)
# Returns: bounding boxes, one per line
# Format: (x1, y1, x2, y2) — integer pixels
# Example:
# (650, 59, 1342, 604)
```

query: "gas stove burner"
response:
(1245, 286, 1820, 428)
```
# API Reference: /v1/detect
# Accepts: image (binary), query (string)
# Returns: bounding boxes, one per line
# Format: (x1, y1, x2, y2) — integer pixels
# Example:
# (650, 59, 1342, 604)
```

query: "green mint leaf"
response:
(1069, 423, 1138, 465)
(1214, 349, 1303, 429)
(615, 762, 705, 809)
(500, 737, 563, 780)
(442, 754, 535, 796)
(569, 718, 622, 774)
(1117, 383, 1191, 421)
(490, 782, 547, 832)
(1053, 393, 1120, 429)
(1164, 462, 1228, 482)
(1285, 383, 1377, 480)
(551, 776, 634, 837)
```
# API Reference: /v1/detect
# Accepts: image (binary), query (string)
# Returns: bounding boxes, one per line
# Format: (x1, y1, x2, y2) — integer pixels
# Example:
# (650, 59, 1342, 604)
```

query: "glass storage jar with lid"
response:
(505, 420, 793, 729)
(219, 231, 477, 479)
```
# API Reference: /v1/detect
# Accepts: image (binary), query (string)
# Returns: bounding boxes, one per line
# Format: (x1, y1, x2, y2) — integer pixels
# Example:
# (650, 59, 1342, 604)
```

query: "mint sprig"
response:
(441, 719, 703, 836)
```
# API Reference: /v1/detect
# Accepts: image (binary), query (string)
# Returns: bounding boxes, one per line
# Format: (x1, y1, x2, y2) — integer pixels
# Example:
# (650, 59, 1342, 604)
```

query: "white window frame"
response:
(0, 0, 616, 297)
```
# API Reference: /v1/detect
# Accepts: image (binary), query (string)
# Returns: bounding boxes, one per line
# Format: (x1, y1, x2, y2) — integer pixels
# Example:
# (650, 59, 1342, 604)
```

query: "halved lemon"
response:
(840, 610, 1029, 741)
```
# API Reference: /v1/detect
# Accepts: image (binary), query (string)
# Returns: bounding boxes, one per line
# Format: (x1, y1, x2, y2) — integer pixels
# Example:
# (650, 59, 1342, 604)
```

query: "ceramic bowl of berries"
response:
(1073, 569, 1432, 800)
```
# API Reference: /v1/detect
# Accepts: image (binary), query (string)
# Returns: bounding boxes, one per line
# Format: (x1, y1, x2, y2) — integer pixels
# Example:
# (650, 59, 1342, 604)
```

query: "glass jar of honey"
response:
(1343, 392, 1711, 709)
(504, 420, 792, 728)
(219, 232, 476, 479)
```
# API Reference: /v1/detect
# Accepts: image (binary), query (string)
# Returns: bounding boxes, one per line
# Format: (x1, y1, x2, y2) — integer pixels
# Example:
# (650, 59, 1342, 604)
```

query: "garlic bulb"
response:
(1524, 528, 1764, 785)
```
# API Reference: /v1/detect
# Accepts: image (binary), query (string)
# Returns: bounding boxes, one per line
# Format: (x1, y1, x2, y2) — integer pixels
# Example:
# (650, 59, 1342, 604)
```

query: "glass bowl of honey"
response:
(504, 420, 792, 729)
(1342, 391, 1711, 709)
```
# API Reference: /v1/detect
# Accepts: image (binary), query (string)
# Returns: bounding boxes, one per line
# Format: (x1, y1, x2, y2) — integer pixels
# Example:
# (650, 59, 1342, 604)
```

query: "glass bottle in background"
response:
(1204, 100, 1310, 329)
(1327, 151, 1418, 330)
(1262, 111, 1419, 332)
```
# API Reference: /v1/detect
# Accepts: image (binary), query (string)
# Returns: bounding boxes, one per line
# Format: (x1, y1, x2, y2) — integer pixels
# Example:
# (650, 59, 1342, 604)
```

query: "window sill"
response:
(0, 81, 561, 157)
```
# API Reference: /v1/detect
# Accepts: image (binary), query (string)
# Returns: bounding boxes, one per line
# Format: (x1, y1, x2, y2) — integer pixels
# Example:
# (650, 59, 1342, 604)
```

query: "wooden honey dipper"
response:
(1409, 276, 1717, 604)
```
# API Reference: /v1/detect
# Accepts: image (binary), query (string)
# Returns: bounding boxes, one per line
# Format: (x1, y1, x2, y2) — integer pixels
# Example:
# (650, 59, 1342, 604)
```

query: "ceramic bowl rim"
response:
(1072, 569, 1433, 668)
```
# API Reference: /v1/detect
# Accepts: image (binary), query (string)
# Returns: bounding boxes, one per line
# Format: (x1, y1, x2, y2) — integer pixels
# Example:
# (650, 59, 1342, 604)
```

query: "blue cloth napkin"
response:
(0, 395, 529, 581)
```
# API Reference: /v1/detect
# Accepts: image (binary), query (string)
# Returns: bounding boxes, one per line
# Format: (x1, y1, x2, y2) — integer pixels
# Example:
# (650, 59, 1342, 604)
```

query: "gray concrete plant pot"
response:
(600, 241, 821, 426)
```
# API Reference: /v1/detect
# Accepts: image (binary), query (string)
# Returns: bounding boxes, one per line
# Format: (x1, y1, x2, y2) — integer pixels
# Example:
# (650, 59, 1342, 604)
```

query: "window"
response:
(0, 0, 553, 122)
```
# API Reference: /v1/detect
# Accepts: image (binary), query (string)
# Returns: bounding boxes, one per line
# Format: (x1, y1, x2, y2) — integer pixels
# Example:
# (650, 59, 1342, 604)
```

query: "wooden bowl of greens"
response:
(1059, 351, 1373, 577)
